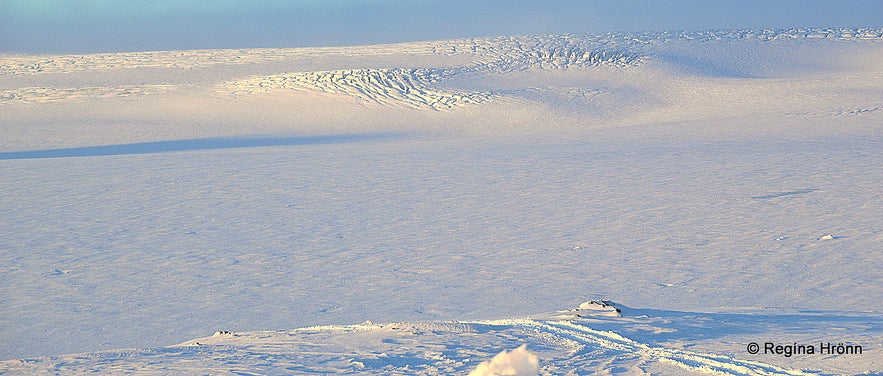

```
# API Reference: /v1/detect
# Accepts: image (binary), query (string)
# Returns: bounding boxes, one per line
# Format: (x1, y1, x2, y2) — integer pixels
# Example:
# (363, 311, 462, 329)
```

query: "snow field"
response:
(1, 28, 881, 374)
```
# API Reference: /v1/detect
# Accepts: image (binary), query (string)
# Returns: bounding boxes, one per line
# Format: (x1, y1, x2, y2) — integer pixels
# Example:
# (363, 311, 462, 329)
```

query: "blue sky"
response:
(2, 0, 881, 53)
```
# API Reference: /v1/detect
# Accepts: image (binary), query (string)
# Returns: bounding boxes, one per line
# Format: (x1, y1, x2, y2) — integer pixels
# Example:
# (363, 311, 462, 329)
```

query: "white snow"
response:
(469, 345, 538, 376)
(1, 28, 881, 374)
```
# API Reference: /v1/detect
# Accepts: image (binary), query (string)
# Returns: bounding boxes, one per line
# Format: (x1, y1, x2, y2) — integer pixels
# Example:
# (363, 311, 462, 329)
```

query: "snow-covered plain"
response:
(1, 28, 882, 374)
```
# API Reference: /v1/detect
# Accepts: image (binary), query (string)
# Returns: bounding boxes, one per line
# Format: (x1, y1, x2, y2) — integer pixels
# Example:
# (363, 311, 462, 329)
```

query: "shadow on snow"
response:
(0, 133, 398, 160)
(587, 305, 881, 345)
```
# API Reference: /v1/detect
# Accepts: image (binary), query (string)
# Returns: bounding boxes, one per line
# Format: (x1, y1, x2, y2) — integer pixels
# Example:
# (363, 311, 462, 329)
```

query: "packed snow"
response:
(1, 28, 881, 374)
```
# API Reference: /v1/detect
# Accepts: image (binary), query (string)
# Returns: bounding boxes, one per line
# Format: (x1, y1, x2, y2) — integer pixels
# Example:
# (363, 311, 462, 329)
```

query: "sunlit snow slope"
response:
(1, 28, 881, 374)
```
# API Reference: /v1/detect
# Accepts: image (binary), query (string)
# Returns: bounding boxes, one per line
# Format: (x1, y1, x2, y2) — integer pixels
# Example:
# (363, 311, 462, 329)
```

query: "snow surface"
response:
(1, 28, 882, 374)
(469, 345, 538, 376)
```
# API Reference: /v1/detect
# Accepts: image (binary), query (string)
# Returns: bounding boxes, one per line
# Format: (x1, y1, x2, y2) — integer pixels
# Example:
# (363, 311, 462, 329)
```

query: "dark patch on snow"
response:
(0, 133, 400, 160)
(751, 188, 818, 200)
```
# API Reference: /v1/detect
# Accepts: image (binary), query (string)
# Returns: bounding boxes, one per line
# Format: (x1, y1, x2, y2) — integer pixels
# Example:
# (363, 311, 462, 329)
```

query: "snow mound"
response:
(452, 35, 641, 72)
(577, 300, 622, 314)
(468, 344, 538, 376)
(533, 300, 623, 320)
(152, 28, 883, 110)
(219, 68, 491, 110)
(216, 35, 641, 110)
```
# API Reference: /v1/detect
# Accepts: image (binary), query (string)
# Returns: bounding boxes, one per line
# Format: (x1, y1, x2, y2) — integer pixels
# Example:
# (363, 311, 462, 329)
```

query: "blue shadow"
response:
(587, 305, 882, 344)
(0, 133, 397, 160)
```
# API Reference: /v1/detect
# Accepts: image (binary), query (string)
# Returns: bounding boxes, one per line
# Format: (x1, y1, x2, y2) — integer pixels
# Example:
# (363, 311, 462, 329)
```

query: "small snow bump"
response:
(536, 300, 623, 320)
(468, 344, 538, 376)
(577, 300, 622, 314)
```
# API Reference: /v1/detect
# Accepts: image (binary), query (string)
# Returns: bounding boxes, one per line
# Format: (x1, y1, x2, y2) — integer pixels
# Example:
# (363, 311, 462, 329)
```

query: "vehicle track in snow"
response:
(520, 319, 818, 375)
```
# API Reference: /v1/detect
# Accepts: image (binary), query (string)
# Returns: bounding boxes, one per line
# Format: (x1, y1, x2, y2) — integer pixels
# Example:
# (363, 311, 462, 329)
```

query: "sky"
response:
(1, 0, 882, 54)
